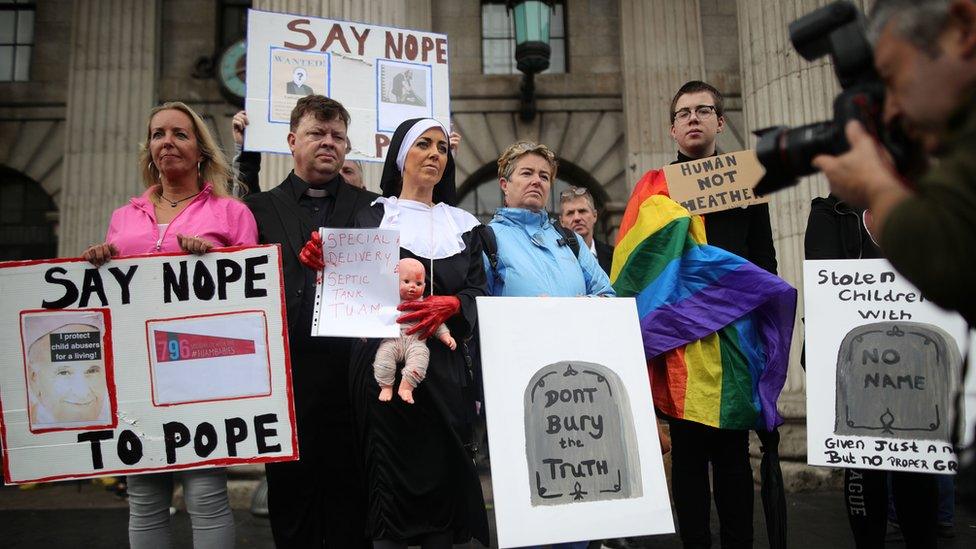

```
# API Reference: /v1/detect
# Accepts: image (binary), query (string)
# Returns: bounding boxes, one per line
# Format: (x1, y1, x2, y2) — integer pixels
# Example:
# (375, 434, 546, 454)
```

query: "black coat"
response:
(348, 203, 490, 546)
(804, 194, 882, 260)
(674, 152, 778, 274)
(594, 239, 615, 276)
(244, 173, 378, 332)
(244, 172, 379, 548)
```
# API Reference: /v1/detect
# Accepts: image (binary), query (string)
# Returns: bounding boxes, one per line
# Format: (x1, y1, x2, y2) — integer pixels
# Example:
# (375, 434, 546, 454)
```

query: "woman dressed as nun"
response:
(349, 118, 490, 549)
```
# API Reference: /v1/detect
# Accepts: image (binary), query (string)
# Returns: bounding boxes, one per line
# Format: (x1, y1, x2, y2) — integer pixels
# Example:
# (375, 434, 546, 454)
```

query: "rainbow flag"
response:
(612, 169, 797, 431)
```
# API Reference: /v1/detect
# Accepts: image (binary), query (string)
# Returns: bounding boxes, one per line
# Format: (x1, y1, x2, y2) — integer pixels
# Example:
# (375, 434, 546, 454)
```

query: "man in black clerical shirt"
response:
(244, 95, 377, 548)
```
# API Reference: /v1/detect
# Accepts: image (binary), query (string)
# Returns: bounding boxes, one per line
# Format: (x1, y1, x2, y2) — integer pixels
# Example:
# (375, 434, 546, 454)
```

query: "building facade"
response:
(1, 0, 873, 488)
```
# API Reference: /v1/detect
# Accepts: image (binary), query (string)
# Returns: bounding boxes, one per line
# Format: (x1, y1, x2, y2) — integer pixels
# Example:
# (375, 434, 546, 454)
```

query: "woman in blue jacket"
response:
(483, 141, 614, 298)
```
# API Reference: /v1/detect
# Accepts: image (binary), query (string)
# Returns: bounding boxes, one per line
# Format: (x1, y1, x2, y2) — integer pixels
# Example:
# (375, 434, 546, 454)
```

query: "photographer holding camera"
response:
(812, 0, 976, 326)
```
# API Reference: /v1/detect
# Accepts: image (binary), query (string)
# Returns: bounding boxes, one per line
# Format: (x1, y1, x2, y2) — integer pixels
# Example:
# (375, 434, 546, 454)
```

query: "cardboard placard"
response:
(804, 259, 975, 475)
(311, 228, 400, 338)
(0, 246, 297, 484)
(478, 297, 673, 548)
(244, 9, 451, 161)
(663, 150, 770, 215)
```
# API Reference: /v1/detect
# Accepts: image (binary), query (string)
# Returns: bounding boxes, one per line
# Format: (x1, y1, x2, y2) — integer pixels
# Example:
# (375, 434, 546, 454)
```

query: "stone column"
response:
(619, 0, 706, 185)
(58, 0, 159, 255)
(737, 0, 872, 486)
(254, 0, 433, 192)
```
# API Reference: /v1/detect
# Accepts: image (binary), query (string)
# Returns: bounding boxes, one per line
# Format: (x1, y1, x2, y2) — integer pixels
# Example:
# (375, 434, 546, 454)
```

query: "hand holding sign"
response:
(299, 231, 326, 271)
(82, 242, 119, 267)
(176, 234, 215, 255)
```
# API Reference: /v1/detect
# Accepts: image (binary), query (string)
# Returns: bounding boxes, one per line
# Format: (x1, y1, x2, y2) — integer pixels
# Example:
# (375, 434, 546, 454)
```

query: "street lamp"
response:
(508, 0, 554, 120)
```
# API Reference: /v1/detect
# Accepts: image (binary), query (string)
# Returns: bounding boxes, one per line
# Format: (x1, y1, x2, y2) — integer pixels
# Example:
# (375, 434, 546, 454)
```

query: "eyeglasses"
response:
(673, 105, 718, 122)
(559, 187, 591, 200)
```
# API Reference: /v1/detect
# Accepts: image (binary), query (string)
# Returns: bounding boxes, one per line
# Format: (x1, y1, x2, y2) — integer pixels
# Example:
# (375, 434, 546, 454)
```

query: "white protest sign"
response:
(245, 9, 451, 160)
(478, 297, 673, 548)
(804, 259, 975, 475)
(0, 246, 297, 484)
(662, 150, 770, 215)
(311, 228, 399, 338)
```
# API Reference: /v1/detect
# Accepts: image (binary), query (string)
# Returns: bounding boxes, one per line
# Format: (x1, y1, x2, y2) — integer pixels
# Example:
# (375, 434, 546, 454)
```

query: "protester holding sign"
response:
(608, 80, 796, 549)
(805, 194, 941, 547)
(474, 145, 612, 549)
(670, 81, 777, 274)
(244, 96, 378, 548)
(82, 101, 257, 548)
(344, 118, 490, 548)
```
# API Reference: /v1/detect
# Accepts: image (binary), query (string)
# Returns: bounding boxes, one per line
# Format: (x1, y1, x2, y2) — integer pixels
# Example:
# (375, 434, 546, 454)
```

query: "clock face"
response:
(218, 39, 247, 104)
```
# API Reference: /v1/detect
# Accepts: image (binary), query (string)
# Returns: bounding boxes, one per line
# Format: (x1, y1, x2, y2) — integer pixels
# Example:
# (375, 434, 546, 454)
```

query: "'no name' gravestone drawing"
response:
(524, 361, 642, 506)
(835, 321, 961, 442)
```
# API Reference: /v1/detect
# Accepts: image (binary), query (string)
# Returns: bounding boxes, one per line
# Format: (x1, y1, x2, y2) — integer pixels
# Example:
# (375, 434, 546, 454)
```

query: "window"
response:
(219, 0, 250, 49)
(0, 1, 35, 82)
(0, 167, 57, 260)
(481, 1, 566, 75)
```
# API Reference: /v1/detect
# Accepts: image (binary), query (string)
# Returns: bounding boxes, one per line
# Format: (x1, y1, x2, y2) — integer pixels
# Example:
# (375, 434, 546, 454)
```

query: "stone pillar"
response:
(737, 0, 872, 487)
(619, 0, 706, 185)
(58, 0, 159, 256)
(254, 0, 433, 193)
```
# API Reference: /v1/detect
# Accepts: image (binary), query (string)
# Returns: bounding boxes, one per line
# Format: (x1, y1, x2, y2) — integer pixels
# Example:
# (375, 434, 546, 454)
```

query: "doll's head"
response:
(397, 258, 426, 301)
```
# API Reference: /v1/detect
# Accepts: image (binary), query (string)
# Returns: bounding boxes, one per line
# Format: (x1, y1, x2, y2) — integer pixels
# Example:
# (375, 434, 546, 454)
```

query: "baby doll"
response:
(375, 258, 456, 403)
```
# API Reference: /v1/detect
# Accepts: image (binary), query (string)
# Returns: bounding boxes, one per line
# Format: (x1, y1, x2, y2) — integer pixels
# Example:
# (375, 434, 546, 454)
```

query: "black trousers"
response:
(668, 418, 754, 549)
(266, 349, 370, 549)
(844, 468, 937, 549)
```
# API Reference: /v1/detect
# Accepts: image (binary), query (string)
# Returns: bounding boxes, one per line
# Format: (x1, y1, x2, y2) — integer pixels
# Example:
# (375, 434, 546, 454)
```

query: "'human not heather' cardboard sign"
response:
(663, 150, 769, 215)
(0, 246, 297, 484)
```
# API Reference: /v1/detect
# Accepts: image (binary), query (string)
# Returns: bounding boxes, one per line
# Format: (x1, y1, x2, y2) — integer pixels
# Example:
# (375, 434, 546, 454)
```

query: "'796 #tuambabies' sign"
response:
(0, 246, 297, 484)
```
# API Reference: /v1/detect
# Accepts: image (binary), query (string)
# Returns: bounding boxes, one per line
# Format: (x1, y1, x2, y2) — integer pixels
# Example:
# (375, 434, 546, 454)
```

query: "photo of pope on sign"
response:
(21, 310, 115, 433)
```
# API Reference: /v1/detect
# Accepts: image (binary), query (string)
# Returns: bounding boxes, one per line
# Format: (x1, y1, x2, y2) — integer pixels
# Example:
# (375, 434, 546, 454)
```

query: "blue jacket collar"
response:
(493, 207, 552, 229)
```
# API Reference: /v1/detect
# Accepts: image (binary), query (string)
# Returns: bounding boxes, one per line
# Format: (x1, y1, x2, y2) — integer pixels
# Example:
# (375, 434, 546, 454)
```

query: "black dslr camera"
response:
(753, 1, 911, 196)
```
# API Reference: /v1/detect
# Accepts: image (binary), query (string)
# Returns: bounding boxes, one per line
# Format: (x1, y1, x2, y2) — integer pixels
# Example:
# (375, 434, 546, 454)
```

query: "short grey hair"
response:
(868, 0, 951, 55)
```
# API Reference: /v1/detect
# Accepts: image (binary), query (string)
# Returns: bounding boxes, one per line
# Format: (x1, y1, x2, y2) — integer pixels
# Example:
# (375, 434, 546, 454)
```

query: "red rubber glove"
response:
(298, 231, 325, 271)
(397, 295, 460, 340)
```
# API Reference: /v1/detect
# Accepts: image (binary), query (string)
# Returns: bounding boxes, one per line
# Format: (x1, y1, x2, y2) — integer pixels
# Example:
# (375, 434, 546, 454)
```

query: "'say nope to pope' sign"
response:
(0, 246, 297, 484)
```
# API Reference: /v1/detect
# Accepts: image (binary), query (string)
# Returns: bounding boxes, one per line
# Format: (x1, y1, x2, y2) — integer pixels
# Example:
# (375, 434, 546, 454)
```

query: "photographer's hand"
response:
(813, 121, 910, 241)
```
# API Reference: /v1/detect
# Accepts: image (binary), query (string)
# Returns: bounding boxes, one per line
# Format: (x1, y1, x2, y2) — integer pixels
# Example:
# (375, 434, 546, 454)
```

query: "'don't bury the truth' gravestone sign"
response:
(524, 361, 641, 506)
(479, 297, 673, 547)
(835, 321, 960, 442)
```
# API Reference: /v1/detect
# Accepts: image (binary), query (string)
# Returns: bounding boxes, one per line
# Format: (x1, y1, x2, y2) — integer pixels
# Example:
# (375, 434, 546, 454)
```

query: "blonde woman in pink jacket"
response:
(83, 102, 256, 548)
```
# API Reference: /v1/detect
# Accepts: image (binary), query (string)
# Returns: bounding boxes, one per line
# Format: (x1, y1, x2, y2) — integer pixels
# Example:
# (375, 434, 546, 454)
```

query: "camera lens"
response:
(754, 121, 839, 196)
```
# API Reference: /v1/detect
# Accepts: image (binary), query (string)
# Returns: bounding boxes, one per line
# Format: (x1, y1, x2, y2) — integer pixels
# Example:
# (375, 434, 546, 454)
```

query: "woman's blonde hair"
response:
(496, 141, 558, 181)
(138, 102, 235, 199)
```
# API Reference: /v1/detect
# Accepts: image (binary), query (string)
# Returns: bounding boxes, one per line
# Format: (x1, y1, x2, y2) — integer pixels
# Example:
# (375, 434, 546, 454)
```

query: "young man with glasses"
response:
(559, 187, 614, 275)
(665, 81, 779, 548)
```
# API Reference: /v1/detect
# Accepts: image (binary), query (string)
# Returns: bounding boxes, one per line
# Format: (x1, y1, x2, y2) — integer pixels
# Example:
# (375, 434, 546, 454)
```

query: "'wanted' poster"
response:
(0, 246, 297, 484)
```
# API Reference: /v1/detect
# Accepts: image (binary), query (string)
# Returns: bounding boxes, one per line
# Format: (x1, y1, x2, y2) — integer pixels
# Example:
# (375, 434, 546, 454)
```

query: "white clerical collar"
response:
(373, 196, 480, 259)
(305, 187, 328, 198)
